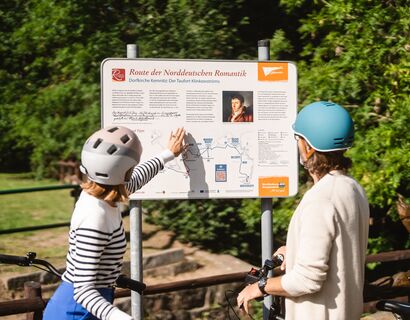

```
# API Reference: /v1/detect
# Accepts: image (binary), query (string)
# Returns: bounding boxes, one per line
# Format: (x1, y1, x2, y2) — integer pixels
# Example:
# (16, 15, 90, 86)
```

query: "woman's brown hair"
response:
(305, 150, 352, 180)
(81, 180, 129, 204)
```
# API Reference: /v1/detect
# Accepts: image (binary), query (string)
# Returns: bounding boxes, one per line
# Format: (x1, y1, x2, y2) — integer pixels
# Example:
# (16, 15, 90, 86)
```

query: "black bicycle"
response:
(226, 254, 285, 320)
(376, 300, 410, 320)
(0, 251, 146, 293)
(226, 255, 410, 320)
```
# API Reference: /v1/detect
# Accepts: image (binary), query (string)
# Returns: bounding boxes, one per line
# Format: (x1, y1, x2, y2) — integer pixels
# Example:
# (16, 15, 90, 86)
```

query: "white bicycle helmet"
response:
(80, 126, 142, 185)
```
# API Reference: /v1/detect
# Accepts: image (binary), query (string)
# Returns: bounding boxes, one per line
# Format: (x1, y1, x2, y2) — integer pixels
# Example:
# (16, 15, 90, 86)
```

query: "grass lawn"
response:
(0, 173, 74, 273)
(0, 173, 74, 230)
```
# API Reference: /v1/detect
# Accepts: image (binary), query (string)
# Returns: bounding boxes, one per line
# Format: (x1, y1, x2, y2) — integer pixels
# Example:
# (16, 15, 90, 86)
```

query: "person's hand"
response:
(273, 246, 286, 271)
(167, 128, 186, 156)
(236, 283, 263, 314)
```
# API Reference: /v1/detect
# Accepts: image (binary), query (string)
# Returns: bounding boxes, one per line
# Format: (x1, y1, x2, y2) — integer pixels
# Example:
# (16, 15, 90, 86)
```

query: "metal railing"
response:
(0, 185, 78, 195)
(0, 250, 409, 318)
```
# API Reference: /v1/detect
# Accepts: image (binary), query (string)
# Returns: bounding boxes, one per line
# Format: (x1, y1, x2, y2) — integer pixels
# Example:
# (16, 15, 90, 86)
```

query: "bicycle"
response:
(225, 255, 410, 320)
(0, 251, 146, 294)
(225, 254, 285, 320)
(376, 300, 410, 320)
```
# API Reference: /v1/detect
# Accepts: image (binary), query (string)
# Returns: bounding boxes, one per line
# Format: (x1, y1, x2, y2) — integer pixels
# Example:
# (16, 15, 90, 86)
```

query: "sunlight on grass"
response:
(0, 173, 74, 276)
(0, 173, 74, 230)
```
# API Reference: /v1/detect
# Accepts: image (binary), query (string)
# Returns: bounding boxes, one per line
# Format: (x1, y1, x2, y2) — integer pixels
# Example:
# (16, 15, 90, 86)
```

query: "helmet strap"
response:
(298, 138, 315, 163)
(306, 148, 315, 160)
(297, 137, 321, 182)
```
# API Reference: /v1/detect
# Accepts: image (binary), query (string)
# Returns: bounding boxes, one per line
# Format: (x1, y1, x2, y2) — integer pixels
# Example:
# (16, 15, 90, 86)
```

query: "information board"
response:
(101, 59, 298, 199)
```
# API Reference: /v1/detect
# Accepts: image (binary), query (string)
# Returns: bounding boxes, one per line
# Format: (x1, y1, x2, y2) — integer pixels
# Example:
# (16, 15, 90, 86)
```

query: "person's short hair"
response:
(81, 180, 129, 203)
(305, 150, 352, 179)
(231, 93, 244, 104)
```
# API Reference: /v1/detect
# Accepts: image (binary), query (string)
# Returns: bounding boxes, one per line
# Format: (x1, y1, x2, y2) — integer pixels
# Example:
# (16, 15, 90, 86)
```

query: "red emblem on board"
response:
(112, 68, 125, 81)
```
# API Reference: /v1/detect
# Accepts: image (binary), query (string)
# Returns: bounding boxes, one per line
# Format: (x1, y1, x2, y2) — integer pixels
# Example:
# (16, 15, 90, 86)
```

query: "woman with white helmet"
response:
(44, 126, 185, 320)
(237, 101, 370, 320)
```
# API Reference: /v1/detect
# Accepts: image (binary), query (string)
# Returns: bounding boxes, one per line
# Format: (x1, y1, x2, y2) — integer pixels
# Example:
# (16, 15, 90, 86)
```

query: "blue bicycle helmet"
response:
(292, 101, 354, 152)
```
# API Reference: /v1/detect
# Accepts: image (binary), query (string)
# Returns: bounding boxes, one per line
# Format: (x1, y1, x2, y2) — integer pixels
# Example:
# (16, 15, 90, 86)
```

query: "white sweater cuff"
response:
(159, 149, 175, 164)
(108, 307, 133, 320)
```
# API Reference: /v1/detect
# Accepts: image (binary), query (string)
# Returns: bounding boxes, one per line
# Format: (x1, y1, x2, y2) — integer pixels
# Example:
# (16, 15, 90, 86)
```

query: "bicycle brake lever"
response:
(26, 252, 37, 263)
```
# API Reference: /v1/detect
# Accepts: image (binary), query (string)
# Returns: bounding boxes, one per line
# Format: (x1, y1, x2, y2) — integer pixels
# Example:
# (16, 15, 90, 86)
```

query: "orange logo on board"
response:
(258, 176, 289, 197)
(258, 62, 288, 81)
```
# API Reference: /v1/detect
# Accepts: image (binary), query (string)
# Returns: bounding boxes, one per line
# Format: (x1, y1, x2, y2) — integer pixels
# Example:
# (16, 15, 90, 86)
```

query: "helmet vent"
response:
(107, 127, 119, 133)
(107, 145, 118, 155)
(323, 102, 335, 107)
(120, 134, 130, 144)
(334, 138, 344, 141)
(95, 172, 108, 178)
(93, 138, 103, 149)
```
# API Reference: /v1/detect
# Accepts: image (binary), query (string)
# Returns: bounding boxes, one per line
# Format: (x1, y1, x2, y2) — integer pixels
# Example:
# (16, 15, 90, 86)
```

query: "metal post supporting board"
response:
(127, 44, 144, 320)
(258, 39, 274, 320)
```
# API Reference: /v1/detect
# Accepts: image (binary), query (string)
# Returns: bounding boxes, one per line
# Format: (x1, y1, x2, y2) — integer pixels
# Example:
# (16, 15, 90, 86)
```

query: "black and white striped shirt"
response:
(62, 156, 166, 320)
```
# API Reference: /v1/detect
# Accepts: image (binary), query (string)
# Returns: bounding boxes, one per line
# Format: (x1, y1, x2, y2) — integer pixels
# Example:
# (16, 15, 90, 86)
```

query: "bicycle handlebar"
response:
(0, 252, 62, 277)
(245, 254, 284, 285)
(116, 274, 146, 293)
(0, 252, 145, 294)
(0, 253, 32, 266)
(236, 255, 286, 320)
(376, 300, 410, 317)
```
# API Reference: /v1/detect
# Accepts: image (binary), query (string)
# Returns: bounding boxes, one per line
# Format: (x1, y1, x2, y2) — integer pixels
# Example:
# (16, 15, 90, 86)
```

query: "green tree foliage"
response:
(1, 0, 408, 261)
(279, 0, 410, 252)
(148, 0, 409, 258)
(280, 0, 409, 206)
(0, 0, 246, 176)
(146, 198, 264, 261)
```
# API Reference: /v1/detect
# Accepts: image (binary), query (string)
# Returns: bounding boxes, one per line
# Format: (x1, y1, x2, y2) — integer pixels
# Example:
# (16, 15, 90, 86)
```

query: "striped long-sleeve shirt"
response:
(62, 154, 171, 320)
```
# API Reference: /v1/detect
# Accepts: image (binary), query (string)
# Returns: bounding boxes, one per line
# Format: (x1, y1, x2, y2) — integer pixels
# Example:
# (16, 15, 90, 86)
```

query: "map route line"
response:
(163, 137, 253, 182)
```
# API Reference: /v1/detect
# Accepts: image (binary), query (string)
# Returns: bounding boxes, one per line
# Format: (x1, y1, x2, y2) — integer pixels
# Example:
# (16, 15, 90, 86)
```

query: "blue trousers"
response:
(43, 281, 114, 320)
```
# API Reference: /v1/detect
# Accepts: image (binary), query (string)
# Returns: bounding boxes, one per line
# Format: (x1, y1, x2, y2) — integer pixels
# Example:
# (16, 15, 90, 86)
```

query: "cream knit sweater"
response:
(281, 171, 369, 320)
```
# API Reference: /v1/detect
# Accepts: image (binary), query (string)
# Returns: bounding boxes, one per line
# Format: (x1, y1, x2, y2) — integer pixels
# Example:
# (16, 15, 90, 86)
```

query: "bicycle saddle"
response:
(376, 300, 410, 319)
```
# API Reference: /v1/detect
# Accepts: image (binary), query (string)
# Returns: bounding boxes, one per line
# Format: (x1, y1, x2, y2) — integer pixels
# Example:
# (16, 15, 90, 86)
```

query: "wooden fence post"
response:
(24, 281, 43, 320)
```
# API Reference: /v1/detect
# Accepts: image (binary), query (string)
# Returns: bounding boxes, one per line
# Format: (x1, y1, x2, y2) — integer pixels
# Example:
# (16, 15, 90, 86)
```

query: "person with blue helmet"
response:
(238, 101, 370, 320)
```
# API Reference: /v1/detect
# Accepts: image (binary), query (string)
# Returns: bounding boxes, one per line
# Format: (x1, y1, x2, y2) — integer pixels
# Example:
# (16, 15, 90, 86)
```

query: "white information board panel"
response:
(101, 59, 298, 199)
